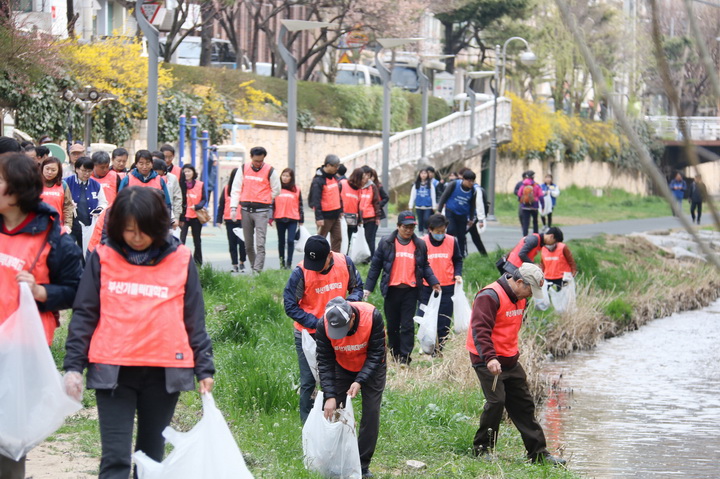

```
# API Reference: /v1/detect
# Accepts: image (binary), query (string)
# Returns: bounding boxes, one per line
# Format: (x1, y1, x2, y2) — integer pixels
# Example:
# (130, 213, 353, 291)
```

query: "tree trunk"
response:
(66, 0, 76, 38)
(199, 1, 214, 67)
(442, 20, 455, 73)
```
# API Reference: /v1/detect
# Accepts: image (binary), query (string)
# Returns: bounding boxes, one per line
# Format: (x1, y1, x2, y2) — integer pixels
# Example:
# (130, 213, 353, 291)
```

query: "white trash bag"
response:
(340, 216, 349, 256)
(301, 329, 319, 383)
(80, 216, 98, 255)
(414, 290, 441, 355)
(134, 393, 253, 479)
(171, 227, 182, 240)
(452, 283, 472, 333)
(302, 392, 361, 479)
(232, 227, 243, 240)
(548, 273, 577, 313)
(534, 281, 551, 311)
(0, 284, 82, 461)
(350, 226, 371, 264)
(295, 225, 312, 253)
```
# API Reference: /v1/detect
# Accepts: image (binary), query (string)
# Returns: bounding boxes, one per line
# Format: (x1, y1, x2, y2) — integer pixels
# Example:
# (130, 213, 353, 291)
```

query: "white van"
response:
(160, 37, 237, 68)
(335, 64, 382, 87)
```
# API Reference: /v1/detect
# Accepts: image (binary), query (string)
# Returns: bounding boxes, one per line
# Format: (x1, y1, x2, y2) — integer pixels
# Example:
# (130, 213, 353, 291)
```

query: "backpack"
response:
(521, 185, 534, 205)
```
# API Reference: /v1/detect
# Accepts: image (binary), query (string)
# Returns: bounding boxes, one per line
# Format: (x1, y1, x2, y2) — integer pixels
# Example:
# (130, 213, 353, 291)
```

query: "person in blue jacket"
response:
(65, 156, 108, 258)
(408, 169, 437, 235)
(669, 172, 686, 214)
(437, 169, 485, 257)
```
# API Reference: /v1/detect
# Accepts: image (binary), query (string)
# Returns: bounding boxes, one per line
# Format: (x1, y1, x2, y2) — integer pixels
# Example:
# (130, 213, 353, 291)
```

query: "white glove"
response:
(64, 371, 84, 402)
(363, 290, 371, 301)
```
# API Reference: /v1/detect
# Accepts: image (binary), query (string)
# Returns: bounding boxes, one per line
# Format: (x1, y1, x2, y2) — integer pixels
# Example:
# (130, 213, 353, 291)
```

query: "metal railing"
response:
(646, 116, 720, 141)
(340, 97, 512, 174)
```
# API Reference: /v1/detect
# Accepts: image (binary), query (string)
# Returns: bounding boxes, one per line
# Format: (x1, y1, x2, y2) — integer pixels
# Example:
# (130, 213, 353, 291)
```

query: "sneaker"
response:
(231, 264, 239, 274)
(531, 452, 566, 466)
(280, 258, 286, 269)
(361, 468, 373, 478)
(473, 446, 490, 457)
(239, 263, 245, 272)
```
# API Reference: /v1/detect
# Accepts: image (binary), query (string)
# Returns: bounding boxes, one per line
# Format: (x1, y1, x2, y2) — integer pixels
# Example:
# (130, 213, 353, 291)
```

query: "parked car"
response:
(159, 36, 237, 68)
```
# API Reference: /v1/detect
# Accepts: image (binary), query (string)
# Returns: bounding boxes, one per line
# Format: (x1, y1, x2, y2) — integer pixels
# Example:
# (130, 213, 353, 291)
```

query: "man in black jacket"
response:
(316, 296, 386, 478)
(309, 154, 343, 252)
(364, 211, 440, 365)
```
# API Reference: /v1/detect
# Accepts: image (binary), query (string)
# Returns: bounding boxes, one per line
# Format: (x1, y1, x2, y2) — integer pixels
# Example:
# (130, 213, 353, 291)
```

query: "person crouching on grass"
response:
(467, 263, 565, 466)
(316, 296, 386, 479)
(63, 186, 215, 479)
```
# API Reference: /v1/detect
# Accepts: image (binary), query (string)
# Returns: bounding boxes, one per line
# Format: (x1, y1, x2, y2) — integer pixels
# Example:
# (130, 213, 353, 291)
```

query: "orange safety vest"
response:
(169, 164, 182, 179)
(389, 239, 416, 287)
(0, 223, 56, 345)
(274, 187, 301, 220)
(94, 170, 118, 205)
(88, 244, 194, 368)
(359, 186, 376, 219)
(326, 301, 375, 372)
(222, 185, 241, 221)
(424, 234, 455, 286)
(507, 233, 542, 268)
(240, 162, 273, 205)
(466, 282, 526, 358)
(541, 243, 571, 280)
(87, 208, 107, 253)
(116, 170, 127, 180)
(185, 180, 203, 219)
(128, 174, 164, 191)
(340, 179, 359, 215)
(320, 177, 341, 212)
(41, 183, 65, 223)
(296, 252, 350, 334)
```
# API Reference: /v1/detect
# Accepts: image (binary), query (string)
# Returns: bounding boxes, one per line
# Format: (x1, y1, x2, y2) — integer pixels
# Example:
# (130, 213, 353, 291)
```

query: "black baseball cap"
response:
(397, 210, 417, 225)
(324, 296, 353, 339)
(303, 235, 331, 271)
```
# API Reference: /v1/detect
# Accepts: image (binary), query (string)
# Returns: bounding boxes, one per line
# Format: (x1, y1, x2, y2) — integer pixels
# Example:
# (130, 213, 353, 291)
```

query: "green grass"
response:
(493, 185, 671, 226)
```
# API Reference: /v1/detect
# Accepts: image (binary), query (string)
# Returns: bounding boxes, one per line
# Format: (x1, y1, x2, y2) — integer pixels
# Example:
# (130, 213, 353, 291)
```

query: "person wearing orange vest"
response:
(229, 146, 281, 273)
(111, 147, 129, 179)
(92, 151, 119, 206)
(273, 167, 304, 269)
(358, 168, 382, 258)
(417, 214, 463, 352)
(217, 167, 247, 273)
(501, 227, 563, 274)
(364, 211, 440, 365)
(341, 168, 363, 252)
(0, 153, 82, 478)
(160, 144, 182, 179)
(118, 150, 173, 214)
(541, 241, 577, 289)
(316, 296, 386, 479)
(283, 235, 363, 424)
(467, 263, 565, 466)
(179, 164, 206, 265)
(309, 154, 343, 253)
(40, 156, 74, 231)
(63, 186, 214, 479)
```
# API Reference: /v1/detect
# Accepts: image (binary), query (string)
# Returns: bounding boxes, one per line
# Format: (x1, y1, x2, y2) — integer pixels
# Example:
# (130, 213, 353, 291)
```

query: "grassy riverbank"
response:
(46, 233, 719, 478)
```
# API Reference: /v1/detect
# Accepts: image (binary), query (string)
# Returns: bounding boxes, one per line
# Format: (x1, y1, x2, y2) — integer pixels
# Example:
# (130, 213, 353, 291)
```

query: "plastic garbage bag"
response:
(295, 225, 311, 253)
(340, 216, 349, 257)
(0, 283, 82, 461)
(452, 283, 472, 333)
(548, 273, 576, 313)
(302, 329, 319, 383)
(232, 227, 243, 240)
(414, 290, 441, 355)
(80, 216, 98, 255)
(134, 393, 253, 479)
(171, 227, 182, 240)
(302, 392, 361, 479)
(350, 226, 371, 264)
(534, 281, 551, 311)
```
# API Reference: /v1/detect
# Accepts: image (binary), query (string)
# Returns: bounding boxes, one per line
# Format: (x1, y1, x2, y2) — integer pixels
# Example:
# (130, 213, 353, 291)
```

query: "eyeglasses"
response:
(399, 224, 416, 230)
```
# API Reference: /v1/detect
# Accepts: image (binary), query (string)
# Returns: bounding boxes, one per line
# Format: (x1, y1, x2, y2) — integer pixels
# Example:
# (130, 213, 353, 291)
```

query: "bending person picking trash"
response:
(316, 296, 386, 479)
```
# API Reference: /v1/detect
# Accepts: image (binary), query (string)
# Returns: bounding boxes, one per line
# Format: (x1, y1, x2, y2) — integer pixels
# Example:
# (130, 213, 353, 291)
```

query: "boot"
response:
(280, 257, 286, 269)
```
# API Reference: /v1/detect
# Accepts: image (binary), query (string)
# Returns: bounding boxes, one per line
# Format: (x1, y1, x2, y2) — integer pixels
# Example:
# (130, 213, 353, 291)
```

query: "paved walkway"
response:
(189, 210, 712, 273)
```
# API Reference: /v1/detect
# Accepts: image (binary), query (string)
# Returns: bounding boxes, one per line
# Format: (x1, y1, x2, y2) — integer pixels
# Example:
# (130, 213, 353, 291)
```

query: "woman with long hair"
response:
(343, 168, 364, 252)
(273, 167, 303, 269)
(179, 165, 206, 265)
(408, 168, 436, 235)
(359, 166, 382, 258)
(64, 186, 214, 479)
(217, 167, 247, 273)
(40, 156, 74, 231)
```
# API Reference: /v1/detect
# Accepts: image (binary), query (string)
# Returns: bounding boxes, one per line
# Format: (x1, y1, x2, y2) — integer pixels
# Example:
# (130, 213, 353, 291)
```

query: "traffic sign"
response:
(140, 2, 161, 24)
(346, 31, 369, 49)
(338, 52, 352, 64)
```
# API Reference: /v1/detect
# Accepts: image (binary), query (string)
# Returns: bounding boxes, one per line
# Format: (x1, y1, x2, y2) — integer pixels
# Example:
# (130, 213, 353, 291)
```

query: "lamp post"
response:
(278, 19, 334, 173)
(375, 37, 422, 223)
(419, 55, 453, 164)
(61, 87, 118, 152)
(465, 71, 495, 150)
(487, 37, 537, 221)
(135, 0, 159, 149)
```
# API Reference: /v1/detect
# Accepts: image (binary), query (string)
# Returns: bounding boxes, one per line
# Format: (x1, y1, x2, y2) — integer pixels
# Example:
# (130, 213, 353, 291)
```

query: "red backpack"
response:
(521, 184, 534, 205)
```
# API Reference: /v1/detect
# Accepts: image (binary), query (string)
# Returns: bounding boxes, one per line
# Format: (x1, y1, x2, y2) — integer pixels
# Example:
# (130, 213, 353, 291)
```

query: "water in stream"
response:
(540, 299, 720, 478)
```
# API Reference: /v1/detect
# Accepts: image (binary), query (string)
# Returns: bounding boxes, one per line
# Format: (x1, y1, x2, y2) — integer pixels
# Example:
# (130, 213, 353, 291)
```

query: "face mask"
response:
(432, 233, 445, 241)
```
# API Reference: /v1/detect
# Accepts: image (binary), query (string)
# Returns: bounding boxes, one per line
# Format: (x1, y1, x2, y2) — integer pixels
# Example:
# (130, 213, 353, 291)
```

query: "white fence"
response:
(646, 116, 720, 141)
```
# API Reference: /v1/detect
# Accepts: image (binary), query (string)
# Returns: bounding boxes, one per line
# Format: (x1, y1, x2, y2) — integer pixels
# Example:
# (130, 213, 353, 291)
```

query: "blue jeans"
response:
(415, 208, 432, 233)
(294, 329, 316, 424)
(276, 220, 298, 266)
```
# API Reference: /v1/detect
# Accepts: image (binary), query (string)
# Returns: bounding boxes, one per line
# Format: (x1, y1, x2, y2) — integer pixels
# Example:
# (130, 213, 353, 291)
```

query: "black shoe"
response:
(239, 263, 245, 272)
(473, 446, 490, 457)
(361, 468, 373, 478)
(280, 258, 286, 269)
(531, 453, 566, 466)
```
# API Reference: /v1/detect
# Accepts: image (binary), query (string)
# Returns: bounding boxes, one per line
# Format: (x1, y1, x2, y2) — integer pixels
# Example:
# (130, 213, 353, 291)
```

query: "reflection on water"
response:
(540, 300, 720, 478)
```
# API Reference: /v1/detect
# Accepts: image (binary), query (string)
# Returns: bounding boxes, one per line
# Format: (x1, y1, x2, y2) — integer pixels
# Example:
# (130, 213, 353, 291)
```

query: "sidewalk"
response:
(192, 213, 709, 273)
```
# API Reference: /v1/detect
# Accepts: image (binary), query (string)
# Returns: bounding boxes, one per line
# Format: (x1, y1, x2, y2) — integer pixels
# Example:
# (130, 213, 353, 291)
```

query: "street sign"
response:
(346, 31, 369, 49)
(338, 52, 352, 64)
(140, 2, 161, 24)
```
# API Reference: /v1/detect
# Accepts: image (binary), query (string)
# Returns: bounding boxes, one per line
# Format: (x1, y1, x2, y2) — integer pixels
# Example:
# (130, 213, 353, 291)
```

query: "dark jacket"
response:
(690, 181, 707, 203)
(283, 255, 364, 330)
(315, 304, 386, 399)
(309, 167, 342, 221)
(63, 236, 215, 393)
(1, 203, 82, 313)
(377, 184, 389, 220)
(180, 179, 207, 222)
(365, 230, 439, 297)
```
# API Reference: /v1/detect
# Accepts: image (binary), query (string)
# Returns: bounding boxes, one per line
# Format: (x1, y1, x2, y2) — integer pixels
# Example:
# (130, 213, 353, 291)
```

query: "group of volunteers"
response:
(1, 130, 578, 479)
(0, 137, 214, 479)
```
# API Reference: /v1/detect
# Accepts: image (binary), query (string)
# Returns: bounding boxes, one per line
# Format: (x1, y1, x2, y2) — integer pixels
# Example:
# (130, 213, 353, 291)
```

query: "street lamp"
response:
(465, 71, 494, 150)
(278, 19, 334, 173)
(136, 0, 159, 149)
(375, 37, 422, 223)
(419, 55, 453, 163)
(61, 86, 118, 151)
(486, 37, 536, 221)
